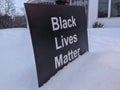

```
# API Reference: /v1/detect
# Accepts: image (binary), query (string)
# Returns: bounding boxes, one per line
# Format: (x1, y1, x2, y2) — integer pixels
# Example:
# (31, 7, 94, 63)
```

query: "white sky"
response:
(14, 0, 28, 8)
(14, 0, 28, 15)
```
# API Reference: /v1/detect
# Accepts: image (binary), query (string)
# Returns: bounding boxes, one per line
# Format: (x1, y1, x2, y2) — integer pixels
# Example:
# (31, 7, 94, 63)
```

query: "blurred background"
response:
(0, 0, 89, 29)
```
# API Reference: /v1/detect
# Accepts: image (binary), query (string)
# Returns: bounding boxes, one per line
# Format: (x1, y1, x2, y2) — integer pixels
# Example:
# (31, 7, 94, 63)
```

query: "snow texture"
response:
(0, 28, 120, 90)
(0, 28, 38, 90)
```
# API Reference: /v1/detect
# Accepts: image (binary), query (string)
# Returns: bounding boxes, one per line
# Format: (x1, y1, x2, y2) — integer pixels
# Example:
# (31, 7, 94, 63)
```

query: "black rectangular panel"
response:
(25, 4, 88, 87)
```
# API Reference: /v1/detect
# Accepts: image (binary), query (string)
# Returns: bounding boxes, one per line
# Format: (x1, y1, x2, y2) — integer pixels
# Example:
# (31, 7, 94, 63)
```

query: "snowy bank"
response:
(0, 28, 120, 90)
(0, 28, 38, 90)
(40, 28, 120, 90)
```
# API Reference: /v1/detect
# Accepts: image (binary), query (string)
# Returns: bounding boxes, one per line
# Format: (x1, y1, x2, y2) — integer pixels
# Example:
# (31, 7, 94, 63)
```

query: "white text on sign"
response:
(51, 16, 77, 31)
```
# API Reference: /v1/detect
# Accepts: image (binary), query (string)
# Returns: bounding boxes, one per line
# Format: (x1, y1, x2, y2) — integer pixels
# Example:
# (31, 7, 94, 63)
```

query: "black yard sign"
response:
(25, 4, 88, 87)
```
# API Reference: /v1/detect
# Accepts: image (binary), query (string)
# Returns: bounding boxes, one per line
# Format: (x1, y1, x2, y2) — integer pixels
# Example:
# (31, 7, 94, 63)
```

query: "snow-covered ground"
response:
(0, 28, 120, 90)
(0, 28, 38, 90)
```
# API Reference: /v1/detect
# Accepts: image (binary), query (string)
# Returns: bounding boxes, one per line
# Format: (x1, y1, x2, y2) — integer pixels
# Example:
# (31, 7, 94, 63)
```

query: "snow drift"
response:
(0, 28, 120, 90)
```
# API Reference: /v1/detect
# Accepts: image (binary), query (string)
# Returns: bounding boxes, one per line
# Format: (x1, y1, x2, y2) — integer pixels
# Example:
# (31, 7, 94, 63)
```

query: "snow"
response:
(88, 28, 120, 52)
(0, 28, 120, 90)
(0, 28, 38, 90)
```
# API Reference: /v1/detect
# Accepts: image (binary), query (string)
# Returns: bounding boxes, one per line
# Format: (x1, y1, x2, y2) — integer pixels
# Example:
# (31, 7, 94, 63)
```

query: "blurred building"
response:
(88, 0, 120, 28)
(27, 0, 120, 28)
